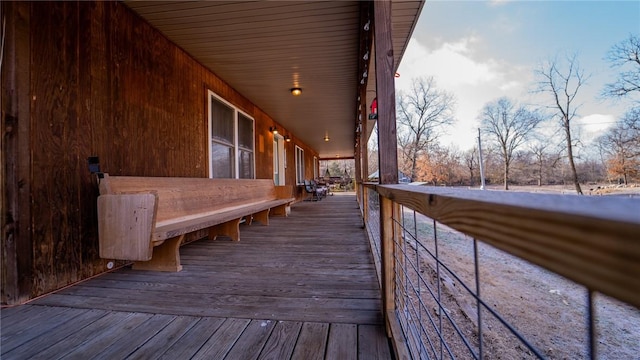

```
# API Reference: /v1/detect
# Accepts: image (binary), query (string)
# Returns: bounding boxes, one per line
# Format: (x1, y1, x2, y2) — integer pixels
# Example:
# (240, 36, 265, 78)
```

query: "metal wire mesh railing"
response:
(361, 184, 640, 360)
(394, 207, 551, 359)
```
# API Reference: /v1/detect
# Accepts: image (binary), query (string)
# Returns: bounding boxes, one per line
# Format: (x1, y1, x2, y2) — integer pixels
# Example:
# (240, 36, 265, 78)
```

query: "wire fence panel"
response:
(362, 185, 640, 360)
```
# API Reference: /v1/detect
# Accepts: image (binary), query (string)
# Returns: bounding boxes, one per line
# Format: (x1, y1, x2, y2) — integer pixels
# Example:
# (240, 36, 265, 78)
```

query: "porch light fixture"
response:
(290, 87, 302, 96)
(285, 135, 291, 142)
(269, 126, 278, 134)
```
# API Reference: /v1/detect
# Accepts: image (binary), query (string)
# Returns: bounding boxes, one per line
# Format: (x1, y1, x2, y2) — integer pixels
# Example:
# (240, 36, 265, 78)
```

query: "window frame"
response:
(207, 90, 255, 179)
(295, 145, 305, 185)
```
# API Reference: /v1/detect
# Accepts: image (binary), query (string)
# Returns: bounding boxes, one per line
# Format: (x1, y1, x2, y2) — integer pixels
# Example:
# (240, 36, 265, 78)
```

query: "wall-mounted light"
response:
(285, 135, 291, 142)
(290, 88, 302, 96)
(269, 126, 278, 134)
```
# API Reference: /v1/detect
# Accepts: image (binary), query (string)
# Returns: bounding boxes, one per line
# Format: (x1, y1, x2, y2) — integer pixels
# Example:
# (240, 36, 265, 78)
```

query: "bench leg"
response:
(132, 234, 184, 272)
(209, 218, 241, 241)
(271, 203, 290, 217)
(252, 209, 270, 225)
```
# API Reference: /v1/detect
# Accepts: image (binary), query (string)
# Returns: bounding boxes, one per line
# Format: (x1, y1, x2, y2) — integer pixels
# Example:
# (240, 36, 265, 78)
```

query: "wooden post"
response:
(374, 0, 398, 185)
(380, 194, 396, 331)
(374, 0, 399, 338)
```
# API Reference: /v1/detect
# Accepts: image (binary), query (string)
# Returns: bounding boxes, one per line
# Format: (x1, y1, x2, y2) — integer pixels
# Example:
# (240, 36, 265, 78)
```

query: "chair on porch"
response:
(304, 180, 324, 201)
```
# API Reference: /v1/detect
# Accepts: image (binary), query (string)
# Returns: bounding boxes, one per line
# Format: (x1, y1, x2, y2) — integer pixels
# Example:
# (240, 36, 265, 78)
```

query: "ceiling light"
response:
(324, 135, 330, 142)
(290, 88, 302, 96)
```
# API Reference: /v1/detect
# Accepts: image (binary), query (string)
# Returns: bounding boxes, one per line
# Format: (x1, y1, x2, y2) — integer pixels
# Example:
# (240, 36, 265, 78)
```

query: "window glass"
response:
(211, 143, 234, 178)
(295, 146, 305, 185)
(211, 98, 234, 145)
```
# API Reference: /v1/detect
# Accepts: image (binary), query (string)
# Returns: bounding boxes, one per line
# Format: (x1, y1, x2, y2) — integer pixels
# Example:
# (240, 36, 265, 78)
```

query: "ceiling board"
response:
(125, 0, 423, 159)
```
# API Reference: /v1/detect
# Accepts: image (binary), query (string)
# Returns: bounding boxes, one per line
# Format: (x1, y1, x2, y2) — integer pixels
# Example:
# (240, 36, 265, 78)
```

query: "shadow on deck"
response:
(1, 193, 393, 359)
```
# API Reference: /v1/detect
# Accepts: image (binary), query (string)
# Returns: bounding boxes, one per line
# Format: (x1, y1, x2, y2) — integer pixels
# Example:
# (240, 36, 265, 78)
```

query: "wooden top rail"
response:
(368, 184, 640, 308)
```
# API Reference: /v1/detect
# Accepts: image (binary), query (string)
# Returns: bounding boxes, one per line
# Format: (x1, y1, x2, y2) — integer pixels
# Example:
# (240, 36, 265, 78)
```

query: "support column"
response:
(374, 0, 398, 185)
(374, 0, 399, 338)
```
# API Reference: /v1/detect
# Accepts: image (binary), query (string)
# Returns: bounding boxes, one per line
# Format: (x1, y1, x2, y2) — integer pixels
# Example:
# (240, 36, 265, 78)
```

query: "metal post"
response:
(477, 128, 486, 190)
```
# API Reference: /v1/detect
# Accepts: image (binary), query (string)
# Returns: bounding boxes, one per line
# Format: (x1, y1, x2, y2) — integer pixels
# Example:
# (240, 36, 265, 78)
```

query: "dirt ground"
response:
(398, 184, 640, 359)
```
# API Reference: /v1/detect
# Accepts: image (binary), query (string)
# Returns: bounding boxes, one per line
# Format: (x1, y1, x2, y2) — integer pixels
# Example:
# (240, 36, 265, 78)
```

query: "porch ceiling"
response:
(124, 1, 423, 159)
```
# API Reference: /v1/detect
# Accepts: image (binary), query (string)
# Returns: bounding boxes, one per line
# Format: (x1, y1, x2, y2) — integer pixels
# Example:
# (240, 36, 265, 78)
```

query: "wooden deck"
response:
(1, 193, 393, 359)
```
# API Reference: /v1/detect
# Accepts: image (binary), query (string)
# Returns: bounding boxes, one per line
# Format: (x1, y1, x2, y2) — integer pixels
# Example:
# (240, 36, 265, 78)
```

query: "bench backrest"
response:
(99, 174, 288, 222)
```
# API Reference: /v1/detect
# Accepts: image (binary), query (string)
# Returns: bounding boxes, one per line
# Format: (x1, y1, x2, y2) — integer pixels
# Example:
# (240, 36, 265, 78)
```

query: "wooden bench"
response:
(97, 174, 295, 272)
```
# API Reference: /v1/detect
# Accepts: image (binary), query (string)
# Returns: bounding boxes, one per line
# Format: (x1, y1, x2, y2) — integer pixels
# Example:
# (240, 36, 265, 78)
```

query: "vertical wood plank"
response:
(374, 0, 398, 185)
(358, 324, 392, 359)
(290, 322, 329, 360)
(191, 318, 250, 359)
(159, 317, 226, 359)
(1, 1, 33, 304)
(257, 321, 303, 360)
(325, 323, 357, 359)
(224, 319, 276, 360)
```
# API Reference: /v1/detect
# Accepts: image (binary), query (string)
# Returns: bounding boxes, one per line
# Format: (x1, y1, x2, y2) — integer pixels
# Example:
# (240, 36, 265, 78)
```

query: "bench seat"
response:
(97, 174, 294, 271)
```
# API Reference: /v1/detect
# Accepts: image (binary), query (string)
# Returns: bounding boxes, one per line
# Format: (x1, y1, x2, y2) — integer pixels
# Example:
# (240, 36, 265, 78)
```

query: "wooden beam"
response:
(374, 0, 398, 185)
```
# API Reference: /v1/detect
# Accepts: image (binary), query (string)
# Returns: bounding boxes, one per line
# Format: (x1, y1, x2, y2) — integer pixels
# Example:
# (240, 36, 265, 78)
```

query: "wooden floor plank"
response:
(359, 324, 393, 359)
(191, 318, 250, 359)
(125, 315, 200, 359)
(93, 314, 176, 360)
(157, 317, 226, 360)
(59, 312, 154, 359)
(325, 323, 358, 359)
(223, 319, 276, 360)
(1, 306, 80, 354)
(257, 321, 303, 360)
(4, 194, 392, 359)
(290, 322, 330, 360)
(30, 310, 137, 360)
(3, 309, 107, 359)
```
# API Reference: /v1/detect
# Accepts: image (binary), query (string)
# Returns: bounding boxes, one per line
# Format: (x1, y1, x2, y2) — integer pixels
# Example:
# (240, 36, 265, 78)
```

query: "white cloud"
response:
(396, 37, 531, 150)
(573, 113, 615, 146)
(576, 114, 615, 133)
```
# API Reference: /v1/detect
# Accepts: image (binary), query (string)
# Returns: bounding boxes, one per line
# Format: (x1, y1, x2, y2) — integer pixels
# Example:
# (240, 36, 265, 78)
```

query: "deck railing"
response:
(361, 183, 640, 359)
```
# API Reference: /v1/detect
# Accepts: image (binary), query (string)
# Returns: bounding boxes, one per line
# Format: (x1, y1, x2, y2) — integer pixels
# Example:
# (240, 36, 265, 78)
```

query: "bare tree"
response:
(535, 54, 588, 194)
(596, 108, 640, 184)
(479, 97, 543, 190)
(529, 141, 562, 186)
(463, 147, 478, 186)
(603, 34, 640, 101)
(396, 76, 455, 181)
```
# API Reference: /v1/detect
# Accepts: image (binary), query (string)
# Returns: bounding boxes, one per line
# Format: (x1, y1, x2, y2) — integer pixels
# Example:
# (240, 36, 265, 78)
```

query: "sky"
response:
(394, 0, 640, 152)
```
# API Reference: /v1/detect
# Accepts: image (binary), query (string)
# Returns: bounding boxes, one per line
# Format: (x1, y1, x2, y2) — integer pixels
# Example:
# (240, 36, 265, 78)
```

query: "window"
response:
(295, 146, 305, 185)
(208, 91, 254, 179)
(313, 156, 318, 180)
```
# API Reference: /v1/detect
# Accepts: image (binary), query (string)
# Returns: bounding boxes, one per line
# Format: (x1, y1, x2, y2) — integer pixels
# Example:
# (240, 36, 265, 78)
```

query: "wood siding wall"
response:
(1, 1, 318, 304)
